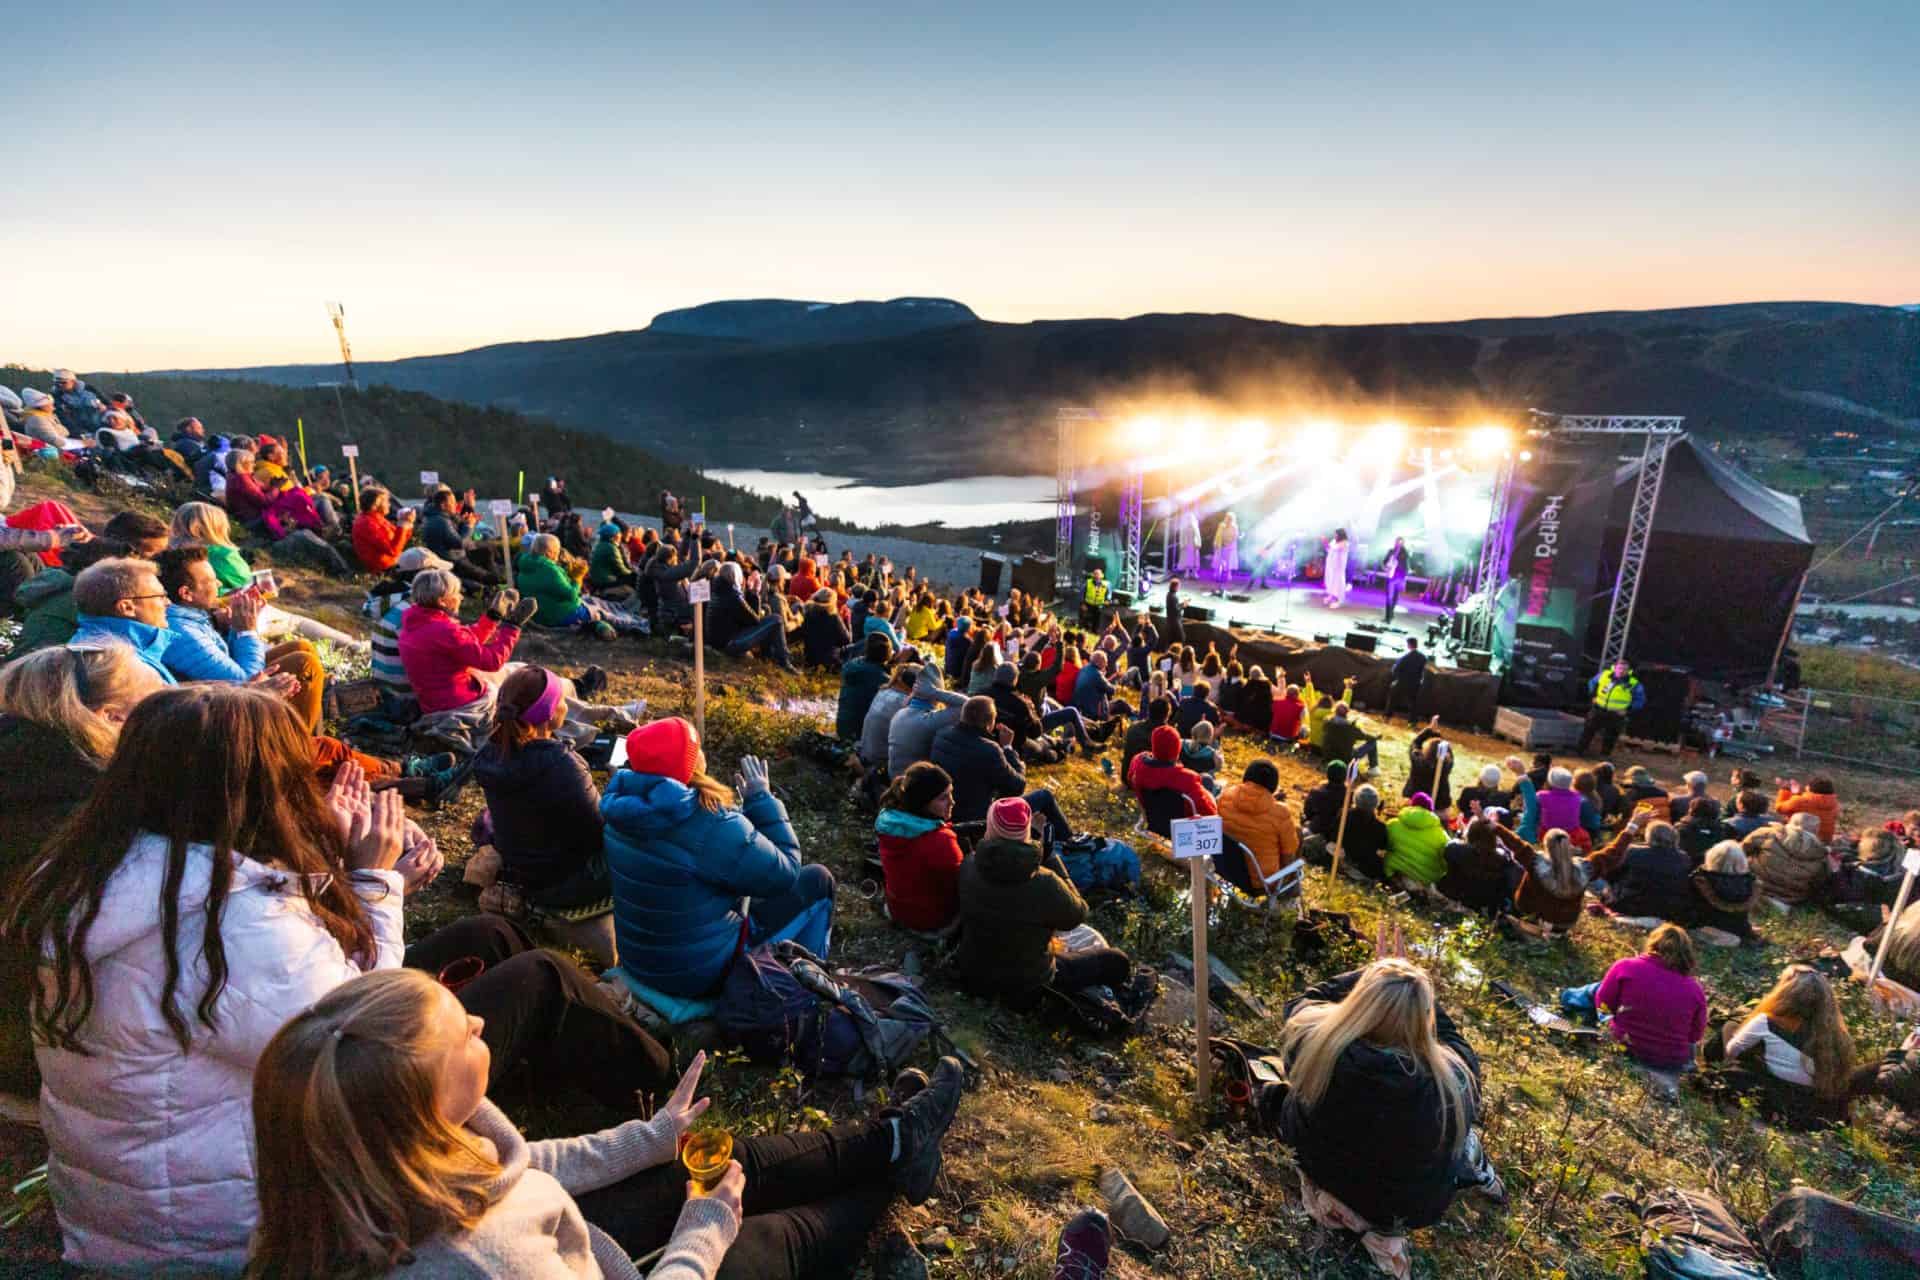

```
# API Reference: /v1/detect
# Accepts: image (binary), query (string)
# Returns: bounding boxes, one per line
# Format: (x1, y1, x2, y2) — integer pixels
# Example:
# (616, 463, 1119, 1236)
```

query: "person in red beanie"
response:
(955, 796, 1135, 1015)
(602, 717, 835, 996)
(1126, 724, 1218, 833)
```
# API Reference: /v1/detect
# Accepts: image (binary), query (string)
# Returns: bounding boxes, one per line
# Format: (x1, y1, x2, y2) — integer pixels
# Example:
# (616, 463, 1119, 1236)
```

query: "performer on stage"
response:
(1176, 507, 1202, 575)
(1379, 534, 1410, 624)
(1323, 527, 1351, 608)
(1250, 530, 1290, 590)
(1210, 511, 1240, 590)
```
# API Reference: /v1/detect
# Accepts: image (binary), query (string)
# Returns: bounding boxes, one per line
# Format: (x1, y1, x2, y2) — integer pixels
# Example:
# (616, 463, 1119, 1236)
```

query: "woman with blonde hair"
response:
(1704, 964, 1857, 1127)
(169, 500, 366, 651)
(1559, 924, 1705, 1071)
(0, 644, 167, 1093)
(1278, 957, 1500, 1273)
(248, 970, 964, 1280)
(1495, 824, 1588, 932)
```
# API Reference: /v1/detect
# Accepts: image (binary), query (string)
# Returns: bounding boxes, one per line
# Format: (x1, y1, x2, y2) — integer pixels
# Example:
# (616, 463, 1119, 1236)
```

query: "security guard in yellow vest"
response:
(1577, 659, 1644, 757)
(1081, 568, 1109, 629)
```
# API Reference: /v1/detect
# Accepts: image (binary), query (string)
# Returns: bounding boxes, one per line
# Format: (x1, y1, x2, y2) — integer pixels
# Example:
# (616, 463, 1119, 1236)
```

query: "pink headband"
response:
(520, 669, 563, 725)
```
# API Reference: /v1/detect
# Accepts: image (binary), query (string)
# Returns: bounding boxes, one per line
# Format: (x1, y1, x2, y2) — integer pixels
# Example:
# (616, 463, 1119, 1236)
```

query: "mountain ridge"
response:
(154, 299, 1920, 484)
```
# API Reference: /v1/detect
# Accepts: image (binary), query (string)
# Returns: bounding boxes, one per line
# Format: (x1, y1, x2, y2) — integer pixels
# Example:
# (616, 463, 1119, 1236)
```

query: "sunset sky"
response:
(7, 0, 1916, 371)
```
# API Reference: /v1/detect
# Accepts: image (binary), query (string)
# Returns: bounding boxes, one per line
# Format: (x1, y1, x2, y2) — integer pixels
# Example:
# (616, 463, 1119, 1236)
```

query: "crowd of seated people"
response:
(7, 378, 1920, 1277)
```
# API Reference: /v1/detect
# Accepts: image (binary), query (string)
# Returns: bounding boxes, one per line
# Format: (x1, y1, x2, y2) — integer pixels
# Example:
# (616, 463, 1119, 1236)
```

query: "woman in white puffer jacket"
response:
(5, 684, 422, 1271)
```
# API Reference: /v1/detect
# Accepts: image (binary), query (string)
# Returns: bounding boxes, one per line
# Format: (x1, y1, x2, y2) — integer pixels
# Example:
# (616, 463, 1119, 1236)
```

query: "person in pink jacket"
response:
(397, 570, 537, 714)
(1559, 924, 1706, 1070)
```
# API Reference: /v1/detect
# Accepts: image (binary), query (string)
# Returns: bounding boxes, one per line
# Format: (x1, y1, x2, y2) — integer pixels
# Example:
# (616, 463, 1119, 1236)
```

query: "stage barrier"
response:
(1173, 620, 1503, 730)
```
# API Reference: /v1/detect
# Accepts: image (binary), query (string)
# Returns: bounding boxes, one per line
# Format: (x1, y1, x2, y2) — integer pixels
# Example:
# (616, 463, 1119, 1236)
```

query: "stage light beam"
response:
(1469, 425, 1512, 456)
(1125, 416, 1166, 450)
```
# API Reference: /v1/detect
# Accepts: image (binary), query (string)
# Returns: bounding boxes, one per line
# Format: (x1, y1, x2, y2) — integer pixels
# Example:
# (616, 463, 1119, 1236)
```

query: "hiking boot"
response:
(404, 751, 458, 778)
(892, 1056, 963, 1205)
(892, 1067, 930, 1104)
(574, 664, 609, 700)
(369, 775, 429, 801)
(1053, 1209, 1111, 1280)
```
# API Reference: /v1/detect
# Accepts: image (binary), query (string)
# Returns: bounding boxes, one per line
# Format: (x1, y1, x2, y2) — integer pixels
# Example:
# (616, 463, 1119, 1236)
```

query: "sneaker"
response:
(1052, 1208, 1111, 1280)
(574, 664, 609, 700)
(892, 1056, 963, 1205)
(1459, 1131, 1507, 1205)
(404, 751, 458, 778)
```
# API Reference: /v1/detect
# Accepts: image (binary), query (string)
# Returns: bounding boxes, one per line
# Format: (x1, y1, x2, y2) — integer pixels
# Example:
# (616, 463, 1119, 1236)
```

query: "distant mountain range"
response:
(162, 298, 1920, 484)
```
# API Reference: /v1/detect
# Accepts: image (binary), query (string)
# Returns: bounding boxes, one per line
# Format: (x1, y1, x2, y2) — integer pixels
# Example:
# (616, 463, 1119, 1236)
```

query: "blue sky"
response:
(6, 0, 1916, 368)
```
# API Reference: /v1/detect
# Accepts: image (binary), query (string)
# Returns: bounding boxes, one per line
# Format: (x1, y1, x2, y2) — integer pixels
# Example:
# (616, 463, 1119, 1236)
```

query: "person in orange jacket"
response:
(1775, 775, 1840, 844)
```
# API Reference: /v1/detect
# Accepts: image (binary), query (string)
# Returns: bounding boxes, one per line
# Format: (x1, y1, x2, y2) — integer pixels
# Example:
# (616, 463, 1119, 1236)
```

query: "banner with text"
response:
(1502, 455, 1612, 706)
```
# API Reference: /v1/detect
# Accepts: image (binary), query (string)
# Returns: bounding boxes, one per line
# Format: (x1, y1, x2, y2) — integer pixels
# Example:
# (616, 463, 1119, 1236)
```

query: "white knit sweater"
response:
(382, 1101, 739, 1279)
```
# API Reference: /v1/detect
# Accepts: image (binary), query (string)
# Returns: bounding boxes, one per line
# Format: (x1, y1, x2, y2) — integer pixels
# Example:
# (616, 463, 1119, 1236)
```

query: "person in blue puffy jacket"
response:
(603, 717, 835, 997)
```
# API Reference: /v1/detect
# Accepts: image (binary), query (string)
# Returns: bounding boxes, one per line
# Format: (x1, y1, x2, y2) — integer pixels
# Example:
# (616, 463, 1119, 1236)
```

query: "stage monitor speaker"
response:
(1457, 648, 1494, 672)
(1225, 592, 1253, 603)
(977, 552, 1006, 596)
(1312, 633, 1334, 645)
(1344, 632, 1378, 654)
(1108, 589, 1133, 608)
(1183, 604, 1215, 622)
(1010, 555, 1055, 599)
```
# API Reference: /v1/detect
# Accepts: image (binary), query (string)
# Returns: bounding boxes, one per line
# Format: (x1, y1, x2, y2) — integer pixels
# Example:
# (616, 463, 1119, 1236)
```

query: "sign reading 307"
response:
(1169, 816, 1224, 861)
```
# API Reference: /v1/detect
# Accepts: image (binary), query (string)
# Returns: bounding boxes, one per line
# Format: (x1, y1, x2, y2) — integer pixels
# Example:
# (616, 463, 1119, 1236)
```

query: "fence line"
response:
(1756, 686, 1920, 775)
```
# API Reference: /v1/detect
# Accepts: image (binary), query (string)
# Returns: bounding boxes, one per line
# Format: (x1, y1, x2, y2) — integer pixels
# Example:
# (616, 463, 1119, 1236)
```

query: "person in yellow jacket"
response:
(1081, 568, 1109, 630)
(1218, 759, 1301, 882)
(1577, 660, 1645, 756)
(1384, 793, 1449, 885)
(1303, 674, 1356, 754)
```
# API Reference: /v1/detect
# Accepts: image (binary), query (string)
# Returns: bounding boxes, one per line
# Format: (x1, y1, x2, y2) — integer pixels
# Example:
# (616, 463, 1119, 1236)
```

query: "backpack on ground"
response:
(1055, 834, 1142, 896)
(1635, 1188, 1771, 1280)
(717, 941, 941, 1082)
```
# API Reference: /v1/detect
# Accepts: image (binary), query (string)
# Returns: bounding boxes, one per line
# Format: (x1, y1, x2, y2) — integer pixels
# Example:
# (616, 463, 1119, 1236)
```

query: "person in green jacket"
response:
(587, 520, 637, 593)
(1384, 793, 1449, 885)
(516, 534, 648, 636)
(9, 539, 131, 654)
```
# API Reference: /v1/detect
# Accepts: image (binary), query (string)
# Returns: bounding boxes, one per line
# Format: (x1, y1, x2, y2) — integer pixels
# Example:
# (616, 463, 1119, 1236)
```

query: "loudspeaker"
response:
(1457, 648, 1494, 672)
(1010, 555, 1055, 599)
(1344, 632, 1378, 653)
(1312, 633, 1334, 645)
(977, 552, 1006, 596)
(1183, 604, 1215, 622)
(1108, 589, 1133, 608)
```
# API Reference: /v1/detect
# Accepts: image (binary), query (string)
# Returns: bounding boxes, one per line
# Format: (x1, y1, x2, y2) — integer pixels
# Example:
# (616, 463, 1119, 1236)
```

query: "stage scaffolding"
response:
(1059, 406, 1684, 673)
(1527, 413, 1685, 669)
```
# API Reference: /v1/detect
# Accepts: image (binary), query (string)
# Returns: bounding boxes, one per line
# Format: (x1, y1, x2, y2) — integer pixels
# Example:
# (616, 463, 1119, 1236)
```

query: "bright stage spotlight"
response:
(1518, 449, 1534, 462)
(1469, 425, 1512, 456)
(1295, 419, 1339, 455)
(1124, 415, 1166, 451)
(1231, 418, 1269, 453)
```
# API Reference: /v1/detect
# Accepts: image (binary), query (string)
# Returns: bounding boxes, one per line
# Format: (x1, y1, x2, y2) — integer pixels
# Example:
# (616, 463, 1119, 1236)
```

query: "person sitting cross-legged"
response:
(875, 762, 967, 932)
(518, 533, 648, 636)
(603, 718, 835, 999)
(955, 797, 1136, 1019)
(1559, 924, 1706, 1073)
(1700, 964, 1857, 1128)
(248, 972, 965, 1280)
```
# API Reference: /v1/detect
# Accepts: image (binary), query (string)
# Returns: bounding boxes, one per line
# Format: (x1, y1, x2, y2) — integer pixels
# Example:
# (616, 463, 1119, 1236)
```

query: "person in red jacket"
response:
(786, 556, 822, 603)
(875, 762, 967, 931)
(396, 570, 537, 715)
(1127, 724, 1218, 818)
(351, 489, 415, 573)
(1270, 682, 1307, 744)
(221, 450, 272, 530)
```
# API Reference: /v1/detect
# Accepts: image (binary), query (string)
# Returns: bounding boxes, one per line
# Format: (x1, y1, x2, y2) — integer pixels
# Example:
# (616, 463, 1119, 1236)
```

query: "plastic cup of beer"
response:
(679, 1129, 733, 1193)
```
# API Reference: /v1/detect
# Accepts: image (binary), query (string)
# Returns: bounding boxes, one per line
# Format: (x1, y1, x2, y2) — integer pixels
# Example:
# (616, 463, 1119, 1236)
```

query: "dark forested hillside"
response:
(162, 299, 1920, 483)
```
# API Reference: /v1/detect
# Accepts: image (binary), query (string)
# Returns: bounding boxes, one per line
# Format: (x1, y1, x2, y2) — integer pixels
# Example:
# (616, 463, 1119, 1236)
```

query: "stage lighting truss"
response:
(1118, 468, 1146, 597)
(1463, 455, 1519, 653)
(1055, 407, 1098, 593)
(1527, 413, 1685, 670)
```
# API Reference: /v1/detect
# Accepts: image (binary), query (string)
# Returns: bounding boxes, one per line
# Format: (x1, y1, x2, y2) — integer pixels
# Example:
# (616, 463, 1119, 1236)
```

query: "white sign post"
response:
(1867, 847, 1920, 987)
(1170, 814, 1224, 1112)
(687, 577, 711, 737)
(341, 444, 361, 513)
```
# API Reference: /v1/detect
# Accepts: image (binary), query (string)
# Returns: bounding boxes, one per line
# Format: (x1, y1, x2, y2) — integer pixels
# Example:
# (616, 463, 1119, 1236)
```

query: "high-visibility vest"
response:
(1084, 578, 1109, 607)
(1593, 671, 1638, 712)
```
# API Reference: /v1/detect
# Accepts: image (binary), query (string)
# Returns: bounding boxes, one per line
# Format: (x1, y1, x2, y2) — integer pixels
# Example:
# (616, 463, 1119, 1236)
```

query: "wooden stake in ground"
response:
(489, 500, 515, 591)
(688, 576, 711, 738)
(341, 444, 361, 515)
(1328, 758, 1362, 883)
(1867, 849, 1920, 987)
(1170, 814, 1225, 1114)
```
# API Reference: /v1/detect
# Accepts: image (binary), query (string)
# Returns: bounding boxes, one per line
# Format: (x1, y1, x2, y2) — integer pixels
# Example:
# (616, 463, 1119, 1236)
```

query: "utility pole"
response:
(326, 302, 357, 389)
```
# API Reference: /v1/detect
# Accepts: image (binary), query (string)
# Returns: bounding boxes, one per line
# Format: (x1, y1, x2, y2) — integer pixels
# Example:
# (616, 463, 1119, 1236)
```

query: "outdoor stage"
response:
(1135, 575, 1457, 666)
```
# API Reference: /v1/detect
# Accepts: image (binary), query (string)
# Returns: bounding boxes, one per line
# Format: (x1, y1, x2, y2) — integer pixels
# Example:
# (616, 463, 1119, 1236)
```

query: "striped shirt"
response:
(370, 594, 411, 695)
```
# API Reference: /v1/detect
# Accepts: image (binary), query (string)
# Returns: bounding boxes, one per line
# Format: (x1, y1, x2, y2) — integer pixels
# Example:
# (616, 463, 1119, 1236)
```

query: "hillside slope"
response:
(164, 300, 1920, 483)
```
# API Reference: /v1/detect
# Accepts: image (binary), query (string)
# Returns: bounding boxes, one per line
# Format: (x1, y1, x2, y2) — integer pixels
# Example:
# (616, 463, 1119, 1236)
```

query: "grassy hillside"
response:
(4, 463, 1918, 1277)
